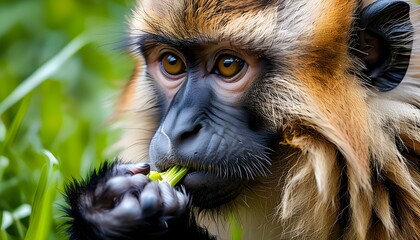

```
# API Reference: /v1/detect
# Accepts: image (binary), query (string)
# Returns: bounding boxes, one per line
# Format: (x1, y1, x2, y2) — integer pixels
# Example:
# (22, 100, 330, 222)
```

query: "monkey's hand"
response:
(64, 161, 214, 240)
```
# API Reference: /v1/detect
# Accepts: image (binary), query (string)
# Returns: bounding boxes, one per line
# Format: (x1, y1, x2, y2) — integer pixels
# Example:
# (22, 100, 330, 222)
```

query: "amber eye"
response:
(161, 53, 186, 76)
(214, 54, 245, 78)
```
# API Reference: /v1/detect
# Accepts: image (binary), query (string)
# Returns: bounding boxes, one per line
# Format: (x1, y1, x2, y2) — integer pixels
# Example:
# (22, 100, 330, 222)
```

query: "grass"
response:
(0, 1, 134, 239)
(149, 166, 189, 187)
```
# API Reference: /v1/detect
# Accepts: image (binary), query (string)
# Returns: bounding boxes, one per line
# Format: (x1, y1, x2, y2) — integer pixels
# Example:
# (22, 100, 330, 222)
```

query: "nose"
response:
(149, 108, 207, 165)
(164, 108, 207, 155)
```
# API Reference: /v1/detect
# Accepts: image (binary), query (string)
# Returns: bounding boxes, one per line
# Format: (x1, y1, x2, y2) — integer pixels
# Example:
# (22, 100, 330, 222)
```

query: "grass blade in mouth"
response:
(148, 165, 189, 187)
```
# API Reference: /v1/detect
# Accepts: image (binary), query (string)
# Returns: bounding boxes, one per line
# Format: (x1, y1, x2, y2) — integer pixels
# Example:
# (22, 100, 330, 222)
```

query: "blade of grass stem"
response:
(1, 95, 30, 151)
(168, 167, 188, 187)
(228, 213, 242, 240)
(24, 150, 60, 240)
(0, 34, 90, 115)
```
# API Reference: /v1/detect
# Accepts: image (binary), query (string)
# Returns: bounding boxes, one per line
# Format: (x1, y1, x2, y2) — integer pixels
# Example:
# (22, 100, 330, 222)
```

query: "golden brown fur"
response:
(115, 0, 420, 239)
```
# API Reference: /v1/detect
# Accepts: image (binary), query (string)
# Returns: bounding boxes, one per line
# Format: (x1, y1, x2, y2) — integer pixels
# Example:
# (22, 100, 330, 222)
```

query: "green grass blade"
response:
(0, 120, 5, 143)
(0, 34, 89, 116)
(0, 156, 9, 182)
(0, 228, 9, 240)
(1, 95, 30, 151)
(162, 165, 179, 183)
(167, 167, 188, 187)
(24, 151, 60, 240)
(229, 213, 243, 240)
(149, 171, 162, 181)
(149, 166, 188, 187)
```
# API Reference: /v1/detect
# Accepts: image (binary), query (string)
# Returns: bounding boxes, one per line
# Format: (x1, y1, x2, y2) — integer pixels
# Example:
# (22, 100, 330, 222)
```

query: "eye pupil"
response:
(167, 55, 178, 65)
(223, 58, 234, 68)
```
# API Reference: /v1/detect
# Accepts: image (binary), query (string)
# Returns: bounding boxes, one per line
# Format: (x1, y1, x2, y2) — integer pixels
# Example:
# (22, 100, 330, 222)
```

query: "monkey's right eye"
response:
(161, 53, 186, 76)
(214, 54, 245, 79)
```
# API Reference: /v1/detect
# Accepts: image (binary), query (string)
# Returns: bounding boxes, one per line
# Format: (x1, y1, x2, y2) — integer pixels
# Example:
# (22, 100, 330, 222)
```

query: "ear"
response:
(355, 0, 414, 92)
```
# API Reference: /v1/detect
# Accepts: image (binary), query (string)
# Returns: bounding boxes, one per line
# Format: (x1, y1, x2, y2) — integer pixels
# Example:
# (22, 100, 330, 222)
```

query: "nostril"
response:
(179, 124, 202, 142)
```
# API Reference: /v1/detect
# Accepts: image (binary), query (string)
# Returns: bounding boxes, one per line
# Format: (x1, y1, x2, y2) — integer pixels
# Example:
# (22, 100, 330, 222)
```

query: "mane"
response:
(275, 3, 420, 239)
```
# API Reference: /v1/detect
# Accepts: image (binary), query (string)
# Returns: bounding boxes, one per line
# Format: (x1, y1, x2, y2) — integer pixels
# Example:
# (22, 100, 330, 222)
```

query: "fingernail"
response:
(140, 162, 150, 168)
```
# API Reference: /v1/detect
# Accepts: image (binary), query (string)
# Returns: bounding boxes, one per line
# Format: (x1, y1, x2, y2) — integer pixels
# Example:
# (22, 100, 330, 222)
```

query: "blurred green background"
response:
(0, 0, 135, 239)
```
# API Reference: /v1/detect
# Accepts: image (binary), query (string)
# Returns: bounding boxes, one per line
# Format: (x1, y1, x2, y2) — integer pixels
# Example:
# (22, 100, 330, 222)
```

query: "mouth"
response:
(179, 170, 246, 209)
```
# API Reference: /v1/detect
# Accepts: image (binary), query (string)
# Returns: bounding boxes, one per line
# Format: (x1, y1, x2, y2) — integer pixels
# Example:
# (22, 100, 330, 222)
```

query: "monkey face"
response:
(118, 1, 291, 209)
(120, 0, 364, 209)
(119, 2, 298, 210)
(144, 43, 277, 208)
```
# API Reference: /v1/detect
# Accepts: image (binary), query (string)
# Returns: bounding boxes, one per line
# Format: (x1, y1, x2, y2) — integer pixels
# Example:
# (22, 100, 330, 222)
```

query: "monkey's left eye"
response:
(214, 54, 245, 78)
(161, 53, 186, 76)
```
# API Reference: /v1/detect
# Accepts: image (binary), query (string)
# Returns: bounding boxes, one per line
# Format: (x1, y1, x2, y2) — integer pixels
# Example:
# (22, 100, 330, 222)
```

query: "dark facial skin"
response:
(145, 41, 276, 208)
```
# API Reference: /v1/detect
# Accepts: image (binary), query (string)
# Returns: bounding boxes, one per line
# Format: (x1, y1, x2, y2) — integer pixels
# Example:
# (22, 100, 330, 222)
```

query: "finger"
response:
(129, 162, 150, 175)
(129, 173, 150, 191)
(159, 182, 179, 215)
(96, 176, 133, 208)
(115, 162, 151, 176)
(140, 181, 162, 218)
(111, 193, 142, 222)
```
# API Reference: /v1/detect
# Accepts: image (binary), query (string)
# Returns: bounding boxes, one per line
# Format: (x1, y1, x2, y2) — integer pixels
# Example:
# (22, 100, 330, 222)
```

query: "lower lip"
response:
(180, 171, 246, 208)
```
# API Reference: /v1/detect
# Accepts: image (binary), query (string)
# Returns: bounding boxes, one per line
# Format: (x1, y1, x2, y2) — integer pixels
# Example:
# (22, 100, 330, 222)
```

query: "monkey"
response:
(63, 0, 420, 239)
